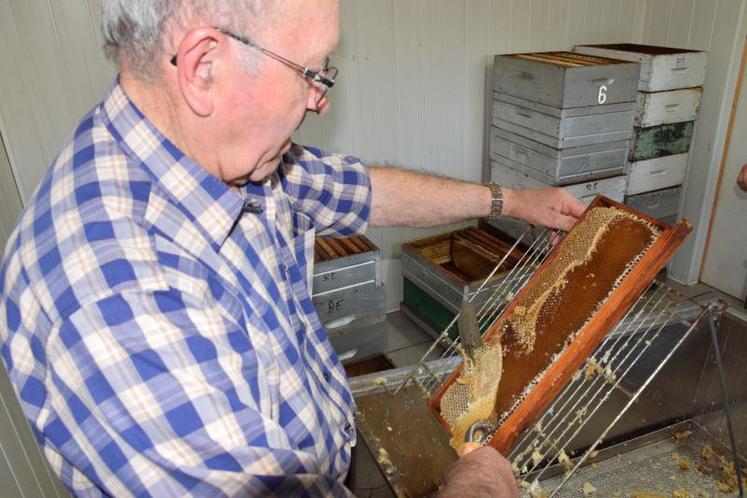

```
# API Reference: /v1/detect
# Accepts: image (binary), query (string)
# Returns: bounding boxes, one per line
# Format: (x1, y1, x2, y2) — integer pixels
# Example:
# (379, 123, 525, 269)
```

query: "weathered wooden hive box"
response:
(623, 185, 681, 226)
(401, 226, 523, 340)
(574, 43, 707, 92)
(575, 44, 707, 202)
(490, 127, 629, 187)
(490, 51, 638, 190)
(312, 235, 386, 362)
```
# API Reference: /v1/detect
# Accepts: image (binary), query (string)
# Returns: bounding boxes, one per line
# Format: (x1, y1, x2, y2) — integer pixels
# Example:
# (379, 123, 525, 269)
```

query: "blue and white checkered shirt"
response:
(0, 80, 371, 497)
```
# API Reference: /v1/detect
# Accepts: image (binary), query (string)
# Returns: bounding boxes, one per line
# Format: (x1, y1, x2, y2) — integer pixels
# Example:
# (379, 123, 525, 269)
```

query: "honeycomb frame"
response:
(428, 196, 692, 454)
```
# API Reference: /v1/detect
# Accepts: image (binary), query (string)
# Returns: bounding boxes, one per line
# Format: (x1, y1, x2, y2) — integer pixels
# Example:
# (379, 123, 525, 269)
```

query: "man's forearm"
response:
(367, 166, 586, 232)
(367, 166, 492, 227)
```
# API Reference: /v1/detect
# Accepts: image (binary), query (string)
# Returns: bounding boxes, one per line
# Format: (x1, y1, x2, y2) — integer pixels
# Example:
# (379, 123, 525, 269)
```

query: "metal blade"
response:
(458, 298, 482, 361)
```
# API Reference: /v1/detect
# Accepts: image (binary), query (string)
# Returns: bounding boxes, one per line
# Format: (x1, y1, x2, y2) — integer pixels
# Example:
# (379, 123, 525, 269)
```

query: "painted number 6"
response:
(598, 85, 608, 105)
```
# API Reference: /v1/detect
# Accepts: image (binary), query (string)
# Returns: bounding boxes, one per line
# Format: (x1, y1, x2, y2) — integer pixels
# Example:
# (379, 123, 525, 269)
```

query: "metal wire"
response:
(391, 225, 558, 397)
(419, 228, 557, 396)
(492, 281, 711, 497)
(507, 282, 677, 466)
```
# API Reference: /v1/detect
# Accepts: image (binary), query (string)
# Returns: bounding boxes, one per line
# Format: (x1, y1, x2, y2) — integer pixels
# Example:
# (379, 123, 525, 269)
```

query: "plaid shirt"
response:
(0, 81, 371, 497)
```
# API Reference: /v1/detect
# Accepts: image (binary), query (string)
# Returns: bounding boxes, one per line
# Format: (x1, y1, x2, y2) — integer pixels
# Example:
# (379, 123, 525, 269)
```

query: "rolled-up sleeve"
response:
(280, 144, 371, 237)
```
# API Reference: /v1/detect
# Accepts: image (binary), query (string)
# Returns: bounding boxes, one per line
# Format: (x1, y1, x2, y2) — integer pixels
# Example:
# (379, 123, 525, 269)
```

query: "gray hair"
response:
(101, 0, 274, 80)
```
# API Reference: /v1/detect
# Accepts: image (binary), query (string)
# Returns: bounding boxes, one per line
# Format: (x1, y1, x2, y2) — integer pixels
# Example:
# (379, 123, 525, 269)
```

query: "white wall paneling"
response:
(0, 135, 23, 249)
(700, 38, 747, 300)
(0, 0, 115, 205)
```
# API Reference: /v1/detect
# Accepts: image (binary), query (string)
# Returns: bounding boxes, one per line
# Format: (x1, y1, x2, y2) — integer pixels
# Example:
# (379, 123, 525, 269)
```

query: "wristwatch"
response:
(486, 182, 503, 219)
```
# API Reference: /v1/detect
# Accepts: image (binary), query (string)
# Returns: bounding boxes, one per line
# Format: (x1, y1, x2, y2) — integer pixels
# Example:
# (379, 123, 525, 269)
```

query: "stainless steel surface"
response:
(535, 420, 745, 497)
(355, 385, 457, 497)
(351, 290, 747, 497)
(694, 311, 747, 460)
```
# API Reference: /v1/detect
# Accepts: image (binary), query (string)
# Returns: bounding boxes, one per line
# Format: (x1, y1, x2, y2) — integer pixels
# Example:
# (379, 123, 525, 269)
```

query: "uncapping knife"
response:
(458, 298, 482, 362)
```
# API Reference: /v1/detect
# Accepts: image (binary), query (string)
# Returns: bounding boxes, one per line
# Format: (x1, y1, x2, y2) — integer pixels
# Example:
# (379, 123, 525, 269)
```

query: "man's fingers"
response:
(553, 212, 579, 232)
(563, 196, 586, 219)
(456, 442, 482, 457)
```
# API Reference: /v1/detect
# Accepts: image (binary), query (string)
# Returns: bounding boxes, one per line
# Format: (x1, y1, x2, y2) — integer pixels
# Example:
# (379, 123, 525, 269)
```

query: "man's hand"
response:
(738, 164, 747, 192)
(437, 444, 518, 497)
(502, 187, 586, 232)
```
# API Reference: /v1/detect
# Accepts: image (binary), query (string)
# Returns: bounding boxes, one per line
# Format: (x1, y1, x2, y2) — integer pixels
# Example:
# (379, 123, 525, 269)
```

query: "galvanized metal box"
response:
(635, 87, 702, 127)
(493, 52, 639, 108)
(626, 153, 689, 195)
(624, 186, 682, 221)
(489, 159, 627, 204)
(326, 321, 388, 365)
(491, 93, 636, 149)
(312, 235, 386, 361)
(401, 226, 524, 339)
(489, 126, 628, 185)
(629, 121, 694, 162)
(575, 43, 707, 92)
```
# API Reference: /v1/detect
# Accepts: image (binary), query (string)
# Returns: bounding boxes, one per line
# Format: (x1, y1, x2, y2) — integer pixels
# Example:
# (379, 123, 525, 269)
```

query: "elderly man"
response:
(0, 0, 583, 496)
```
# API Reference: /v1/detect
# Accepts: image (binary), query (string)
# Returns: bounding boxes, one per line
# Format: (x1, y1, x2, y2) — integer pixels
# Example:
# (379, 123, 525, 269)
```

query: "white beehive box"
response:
(625, 186, 682, 222)
(626, 153, 689, 195)
(575, 44, 707, 92)
(635, 87, 703, 127)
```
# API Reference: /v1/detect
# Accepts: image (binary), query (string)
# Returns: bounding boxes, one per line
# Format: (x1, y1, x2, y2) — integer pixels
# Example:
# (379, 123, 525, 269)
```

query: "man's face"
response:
(214, 0, 340, 186)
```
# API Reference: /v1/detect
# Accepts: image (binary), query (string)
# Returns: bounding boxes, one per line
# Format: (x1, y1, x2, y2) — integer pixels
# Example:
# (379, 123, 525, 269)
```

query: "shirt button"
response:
(322, 370, 331, 382)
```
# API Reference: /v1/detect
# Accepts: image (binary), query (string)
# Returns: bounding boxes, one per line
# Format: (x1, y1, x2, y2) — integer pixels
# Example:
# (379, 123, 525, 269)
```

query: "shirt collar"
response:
(101, 78, 246, 248)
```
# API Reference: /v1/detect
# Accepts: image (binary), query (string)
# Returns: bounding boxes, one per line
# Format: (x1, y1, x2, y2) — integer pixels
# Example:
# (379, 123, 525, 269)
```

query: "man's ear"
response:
(174, 28, 225, 117)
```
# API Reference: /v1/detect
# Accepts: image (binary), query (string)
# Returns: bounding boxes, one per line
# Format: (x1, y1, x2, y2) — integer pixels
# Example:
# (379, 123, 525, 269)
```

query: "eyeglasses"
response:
(170, 27, 338, 111)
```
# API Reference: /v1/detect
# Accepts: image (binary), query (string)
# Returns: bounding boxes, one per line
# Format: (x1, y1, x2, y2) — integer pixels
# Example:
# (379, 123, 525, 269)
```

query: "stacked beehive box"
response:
(312, 235, 386, 363)
(400, 226, 523, 340)
(487, 51, 640, 212)
(575, 44, 707, 225)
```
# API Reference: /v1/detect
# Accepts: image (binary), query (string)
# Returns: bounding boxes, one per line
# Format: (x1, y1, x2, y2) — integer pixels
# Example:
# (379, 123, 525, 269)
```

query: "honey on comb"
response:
(436, 207, 661, 442)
